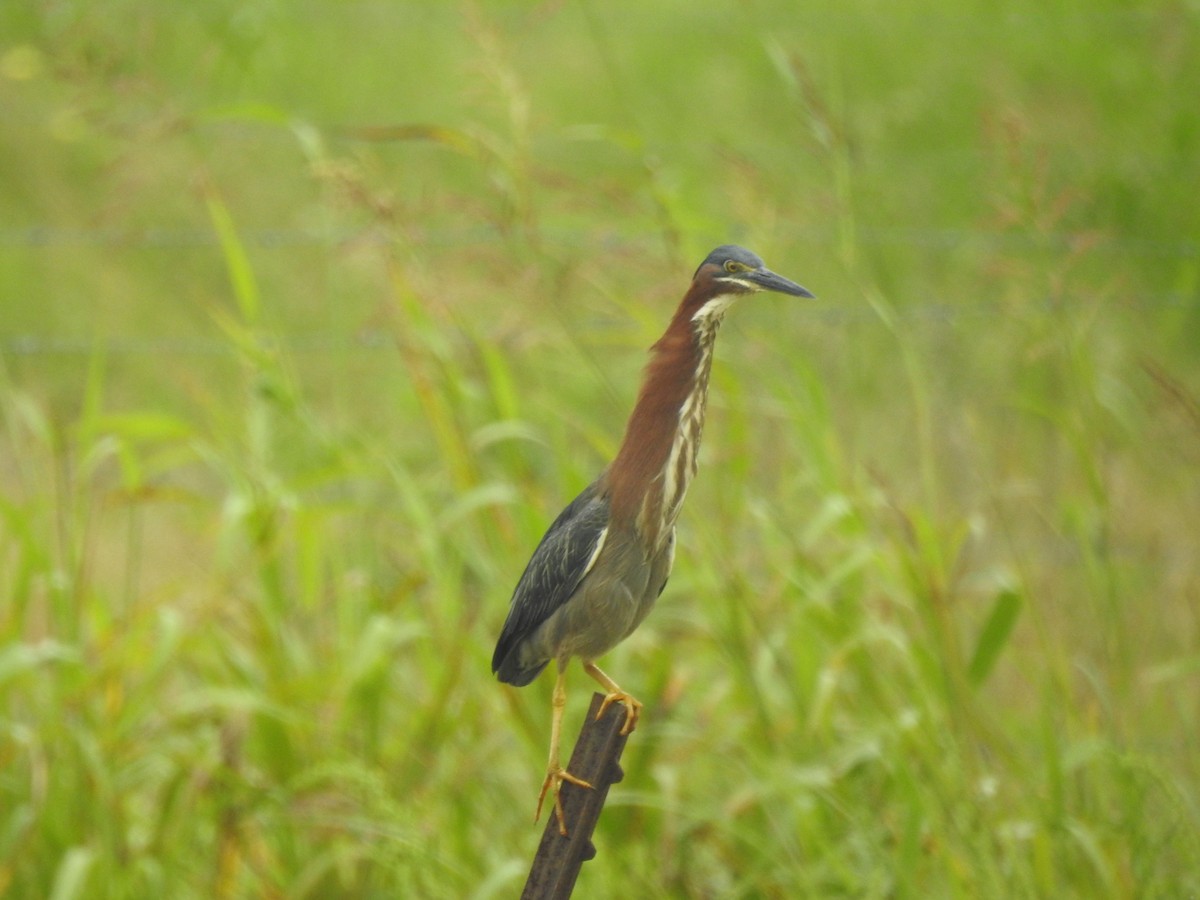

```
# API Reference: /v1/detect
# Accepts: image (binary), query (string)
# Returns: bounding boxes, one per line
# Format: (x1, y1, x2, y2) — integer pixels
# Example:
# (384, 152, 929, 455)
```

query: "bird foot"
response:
(596, 691, 643, 736)
(535, 764, 593, 836)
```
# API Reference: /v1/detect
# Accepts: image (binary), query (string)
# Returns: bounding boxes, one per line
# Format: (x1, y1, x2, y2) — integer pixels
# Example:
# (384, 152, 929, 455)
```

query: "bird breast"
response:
(550, 526, 672, 660)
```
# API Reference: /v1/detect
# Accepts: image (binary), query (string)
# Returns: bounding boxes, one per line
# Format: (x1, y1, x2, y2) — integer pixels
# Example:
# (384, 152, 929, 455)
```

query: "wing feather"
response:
(492, 480, 610, 685)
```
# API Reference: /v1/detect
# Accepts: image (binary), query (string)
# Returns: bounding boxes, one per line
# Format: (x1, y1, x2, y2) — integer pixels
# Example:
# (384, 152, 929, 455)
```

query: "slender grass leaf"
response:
(0, 641, 80, 686)
(200, 102, 295, 127)
(91, 412, 194, 442)
(205, 192, 261, 324)
(968, 589, 1022, 688)
(469, 419, 543, 453)
(48, 846, 95, 900)
(1142, 654, 1200, 684)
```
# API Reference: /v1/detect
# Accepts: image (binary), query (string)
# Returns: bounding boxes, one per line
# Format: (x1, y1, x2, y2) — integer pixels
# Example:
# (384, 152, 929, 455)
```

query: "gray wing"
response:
(492, 480, 610, 686)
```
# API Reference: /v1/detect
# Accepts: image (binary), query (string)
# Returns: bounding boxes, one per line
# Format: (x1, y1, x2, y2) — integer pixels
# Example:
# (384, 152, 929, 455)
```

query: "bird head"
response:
(697, 245, 815, 298)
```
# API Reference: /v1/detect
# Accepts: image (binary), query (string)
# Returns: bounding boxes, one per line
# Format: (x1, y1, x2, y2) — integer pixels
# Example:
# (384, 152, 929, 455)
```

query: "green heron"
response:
(492, 245, 813, 835)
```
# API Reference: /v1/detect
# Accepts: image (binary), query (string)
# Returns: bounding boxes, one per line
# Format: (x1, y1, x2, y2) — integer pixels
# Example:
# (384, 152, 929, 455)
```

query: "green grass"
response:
(2, 1, 1199, 896)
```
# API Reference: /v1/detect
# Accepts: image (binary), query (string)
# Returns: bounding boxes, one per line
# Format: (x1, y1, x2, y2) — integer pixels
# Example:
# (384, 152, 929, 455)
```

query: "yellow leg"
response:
(535, 665, 593, 836)
(582, 661, 643, 736)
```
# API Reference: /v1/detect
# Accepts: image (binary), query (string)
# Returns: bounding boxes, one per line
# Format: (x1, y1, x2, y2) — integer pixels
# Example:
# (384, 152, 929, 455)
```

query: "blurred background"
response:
(2, 1, 1198, 896)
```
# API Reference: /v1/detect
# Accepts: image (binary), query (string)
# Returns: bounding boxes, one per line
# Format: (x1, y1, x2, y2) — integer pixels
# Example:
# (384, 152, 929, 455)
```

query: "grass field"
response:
(2, 1, 1199, 896)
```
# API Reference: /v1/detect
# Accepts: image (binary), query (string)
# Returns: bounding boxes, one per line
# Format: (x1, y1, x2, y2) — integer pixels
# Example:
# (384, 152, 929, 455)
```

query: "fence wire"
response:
(2, 221, 1194, 360)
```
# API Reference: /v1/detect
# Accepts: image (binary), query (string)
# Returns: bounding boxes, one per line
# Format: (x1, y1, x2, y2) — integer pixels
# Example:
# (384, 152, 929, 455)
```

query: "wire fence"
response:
(0, 333, 396, 357)
(2, 222, 1194, 360)
(2, 224, 1197, 256)
(1, 291, 1192, 360)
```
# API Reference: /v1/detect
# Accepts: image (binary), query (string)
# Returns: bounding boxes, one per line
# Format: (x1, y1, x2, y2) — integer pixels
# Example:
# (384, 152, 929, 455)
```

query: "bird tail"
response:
(491, 641, 549, 686)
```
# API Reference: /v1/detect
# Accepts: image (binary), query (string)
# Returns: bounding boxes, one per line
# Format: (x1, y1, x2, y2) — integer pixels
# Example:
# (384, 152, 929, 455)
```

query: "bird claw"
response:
(535, 764, 593, 836)
(596, 691, 643, 736)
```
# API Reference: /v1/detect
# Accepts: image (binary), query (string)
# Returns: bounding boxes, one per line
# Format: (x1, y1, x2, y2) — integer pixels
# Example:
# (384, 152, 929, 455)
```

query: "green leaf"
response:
(0, 641, 79, 686)
(92, 412, 194, 442)
(205, 191, 260, 324)
(49, 846, 96, 900)
(967, 589, 1022, 688)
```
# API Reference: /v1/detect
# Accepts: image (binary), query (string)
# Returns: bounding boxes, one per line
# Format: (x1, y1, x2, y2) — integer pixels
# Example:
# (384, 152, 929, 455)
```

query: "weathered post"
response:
(520, 693, 631, 899)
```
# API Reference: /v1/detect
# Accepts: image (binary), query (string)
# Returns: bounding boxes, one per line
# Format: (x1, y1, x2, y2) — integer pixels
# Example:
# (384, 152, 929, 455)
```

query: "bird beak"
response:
(749, 267, 815, 298)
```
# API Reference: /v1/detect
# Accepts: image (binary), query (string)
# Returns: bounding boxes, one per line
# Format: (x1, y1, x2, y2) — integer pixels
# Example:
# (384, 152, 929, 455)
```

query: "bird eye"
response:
(724, 260, 744, 273)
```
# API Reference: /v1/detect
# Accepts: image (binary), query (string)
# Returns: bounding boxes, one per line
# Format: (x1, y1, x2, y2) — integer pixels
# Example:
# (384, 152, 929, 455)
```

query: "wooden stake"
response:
(520, 692, 631, 900)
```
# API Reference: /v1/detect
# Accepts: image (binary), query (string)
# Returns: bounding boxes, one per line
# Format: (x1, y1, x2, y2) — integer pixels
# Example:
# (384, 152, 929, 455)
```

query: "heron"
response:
(492, 245, 814, 835)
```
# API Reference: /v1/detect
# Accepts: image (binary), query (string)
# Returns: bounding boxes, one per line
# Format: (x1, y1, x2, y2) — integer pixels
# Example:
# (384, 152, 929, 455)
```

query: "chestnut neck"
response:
(606, 276, 737, 550)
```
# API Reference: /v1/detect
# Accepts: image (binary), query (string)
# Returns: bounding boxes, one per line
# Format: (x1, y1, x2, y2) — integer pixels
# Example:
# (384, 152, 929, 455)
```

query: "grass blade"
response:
(968, 589, 1023, 688)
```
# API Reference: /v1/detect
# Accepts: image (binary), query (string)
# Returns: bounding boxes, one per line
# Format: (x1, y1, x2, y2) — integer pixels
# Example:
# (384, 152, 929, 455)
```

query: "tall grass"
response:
(2, 2, 1198, 896)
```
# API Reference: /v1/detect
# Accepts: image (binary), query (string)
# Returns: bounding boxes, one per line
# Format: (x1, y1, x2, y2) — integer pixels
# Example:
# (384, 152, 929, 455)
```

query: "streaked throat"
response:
(637, 296, 734, 549)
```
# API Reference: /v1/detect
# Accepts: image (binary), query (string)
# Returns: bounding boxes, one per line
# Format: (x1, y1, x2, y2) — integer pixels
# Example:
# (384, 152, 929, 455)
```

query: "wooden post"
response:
(520, 692, 631, 900)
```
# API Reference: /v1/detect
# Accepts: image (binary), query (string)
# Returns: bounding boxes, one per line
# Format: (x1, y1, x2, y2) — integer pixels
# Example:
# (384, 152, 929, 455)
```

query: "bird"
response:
(492, 245, 814, 836)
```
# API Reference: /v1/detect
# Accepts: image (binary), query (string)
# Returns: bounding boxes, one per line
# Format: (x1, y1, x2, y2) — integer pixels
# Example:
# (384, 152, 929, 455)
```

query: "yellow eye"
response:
(724, 260, 745, 273)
